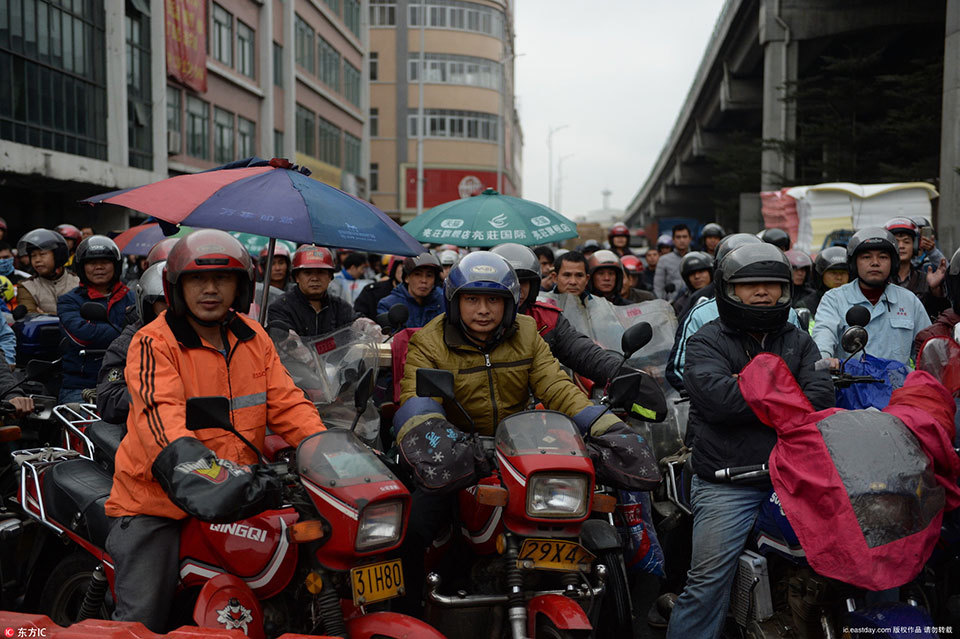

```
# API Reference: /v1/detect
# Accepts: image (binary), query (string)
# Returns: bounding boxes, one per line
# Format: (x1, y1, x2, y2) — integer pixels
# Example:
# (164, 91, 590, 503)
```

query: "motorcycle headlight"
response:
(526, 473, 589, 519)
(356, 500, 403, 551)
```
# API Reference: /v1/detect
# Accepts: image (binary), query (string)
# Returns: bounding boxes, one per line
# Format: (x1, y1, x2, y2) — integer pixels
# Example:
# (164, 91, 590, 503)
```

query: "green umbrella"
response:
(228, 232, 297, 256)
(403, 188, 578, 247)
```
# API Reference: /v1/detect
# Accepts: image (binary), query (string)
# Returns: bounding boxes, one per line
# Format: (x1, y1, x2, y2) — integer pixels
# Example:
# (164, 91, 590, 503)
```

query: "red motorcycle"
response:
(11, 389, 446, 639)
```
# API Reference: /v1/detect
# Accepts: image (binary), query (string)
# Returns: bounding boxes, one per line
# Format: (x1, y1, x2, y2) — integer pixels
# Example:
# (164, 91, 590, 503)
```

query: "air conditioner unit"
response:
(167, 130, 181, 155)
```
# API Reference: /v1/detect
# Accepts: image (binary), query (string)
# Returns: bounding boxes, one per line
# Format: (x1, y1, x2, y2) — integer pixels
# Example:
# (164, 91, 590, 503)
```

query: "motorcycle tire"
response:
(535, 617, 591, 639)
(37, 552, 109, 626)
(594, 549, 633, 638)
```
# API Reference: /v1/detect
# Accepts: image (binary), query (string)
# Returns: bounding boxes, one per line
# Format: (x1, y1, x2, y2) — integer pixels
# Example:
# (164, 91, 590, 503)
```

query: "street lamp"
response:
(497, 52, 523, 194)
(556, 153, 574, 213)
(547, 124, 569, 209)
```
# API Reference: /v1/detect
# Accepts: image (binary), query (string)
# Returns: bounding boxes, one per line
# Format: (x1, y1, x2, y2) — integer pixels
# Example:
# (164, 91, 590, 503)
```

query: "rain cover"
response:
(738, 353, 958, 590)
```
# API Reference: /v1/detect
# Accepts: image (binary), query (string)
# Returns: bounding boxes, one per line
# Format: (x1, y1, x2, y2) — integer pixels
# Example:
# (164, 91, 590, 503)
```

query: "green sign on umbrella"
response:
(403, 188, 579, 247)
(229, 232, 297, 256)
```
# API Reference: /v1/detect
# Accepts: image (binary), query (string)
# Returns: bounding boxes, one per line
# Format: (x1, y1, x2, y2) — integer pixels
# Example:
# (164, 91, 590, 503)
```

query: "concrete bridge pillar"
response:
(940, 0, 960, 254)
(759, 0, 798, 191)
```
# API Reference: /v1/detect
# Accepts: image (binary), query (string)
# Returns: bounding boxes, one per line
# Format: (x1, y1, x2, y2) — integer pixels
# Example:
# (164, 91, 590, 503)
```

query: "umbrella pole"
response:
(258, 237, 276, 325)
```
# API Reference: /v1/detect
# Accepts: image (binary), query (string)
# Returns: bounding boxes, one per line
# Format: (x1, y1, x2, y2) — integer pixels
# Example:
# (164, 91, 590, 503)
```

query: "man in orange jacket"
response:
(104, 230, 325, 632)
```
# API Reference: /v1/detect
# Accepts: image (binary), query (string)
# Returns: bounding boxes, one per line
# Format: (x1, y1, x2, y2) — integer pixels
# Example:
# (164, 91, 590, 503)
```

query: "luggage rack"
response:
(12, 446, 81, 533)
(54, 403, 100, 461)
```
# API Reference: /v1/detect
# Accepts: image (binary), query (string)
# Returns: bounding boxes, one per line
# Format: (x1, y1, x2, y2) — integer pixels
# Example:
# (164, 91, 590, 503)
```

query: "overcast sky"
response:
(514, 0, 726, 221)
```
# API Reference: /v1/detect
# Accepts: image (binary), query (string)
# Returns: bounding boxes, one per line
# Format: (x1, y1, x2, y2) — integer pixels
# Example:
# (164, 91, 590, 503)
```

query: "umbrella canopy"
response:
(403, 188, 578, 247)
(229, 233, 297, 257)
(113, 222, 194, 256)
(84, 160, 423, 257)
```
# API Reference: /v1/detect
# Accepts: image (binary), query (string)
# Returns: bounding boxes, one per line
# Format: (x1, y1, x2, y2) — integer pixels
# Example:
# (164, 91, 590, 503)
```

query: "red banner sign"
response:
(165, 0, 207, 93)
(404, 168, 502, 210)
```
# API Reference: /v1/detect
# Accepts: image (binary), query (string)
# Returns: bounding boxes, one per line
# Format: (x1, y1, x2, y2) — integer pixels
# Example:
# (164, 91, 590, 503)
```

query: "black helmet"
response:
(680, 251, 714, 289)
(716, 243, 793, 333)
(491, 243, 540, 311)
(946, 247, 960, 314)
(715, 233, 763, 268)
(135, 261, 167, 324)
(402, 252, 441, 283)
(17, 228, 69, 269)
(700, 223, 725, 240)
(444, 252, 520, 342)
(814, 246, 848, 276)
(759, 228, 791, 251)
(846, 228, 899, 282)
(75, 235, 122, 286)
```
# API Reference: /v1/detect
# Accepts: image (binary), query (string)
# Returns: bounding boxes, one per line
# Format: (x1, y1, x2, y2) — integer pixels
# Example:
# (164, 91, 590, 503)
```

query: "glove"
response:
(153, 437, 283, 523)
(351, 317, 384, 340)
(398, 417, 488, 494)
(606, 368, 667, 423)
(587, 421, 661, 491)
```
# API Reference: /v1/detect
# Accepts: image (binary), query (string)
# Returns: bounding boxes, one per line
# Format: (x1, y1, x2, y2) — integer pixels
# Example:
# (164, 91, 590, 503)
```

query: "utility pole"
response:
(556, 154, 574, 213)
(415, 1, 425, 215)
(547, 124, 568, 209)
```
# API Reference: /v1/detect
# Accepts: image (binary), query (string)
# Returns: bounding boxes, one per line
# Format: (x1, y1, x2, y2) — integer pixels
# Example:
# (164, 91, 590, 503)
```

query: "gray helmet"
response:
(814, 246, 848, 276)
(490, 243, 541, 311)
(135, 261, 166, 325)
(700, 223, 725, 240)
(438, 249, 459, 267)
(715, 233, 763, 268)
(402, 252, 442, 282)
(715, 243, 793, 333)
(680, 251, 714, 289)
(17, 228, 69, 269)
(846, 227, 900, 281)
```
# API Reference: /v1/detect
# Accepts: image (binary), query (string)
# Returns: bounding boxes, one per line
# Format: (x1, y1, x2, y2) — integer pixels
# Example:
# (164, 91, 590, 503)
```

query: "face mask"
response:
(0, 258, 13, 276)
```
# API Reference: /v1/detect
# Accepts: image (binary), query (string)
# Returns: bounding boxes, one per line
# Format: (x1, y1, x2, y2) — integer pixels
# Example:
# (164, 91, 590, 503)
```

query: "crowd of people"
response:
(0, 212, 957, 638)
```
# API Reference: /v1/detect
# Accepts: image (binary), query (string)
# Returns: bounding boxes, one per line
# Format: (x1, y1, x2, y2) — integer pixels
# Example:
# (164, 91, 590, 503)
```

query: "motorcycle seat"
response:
(85, 421, 125, 473)
(43, 458, 114, 548)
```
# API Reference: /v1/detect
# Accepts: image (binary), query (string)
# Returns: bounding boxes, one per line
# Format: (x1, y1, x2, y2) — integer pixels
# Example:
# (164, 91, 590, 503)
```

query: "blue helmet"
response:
(444, 252, 521, 338)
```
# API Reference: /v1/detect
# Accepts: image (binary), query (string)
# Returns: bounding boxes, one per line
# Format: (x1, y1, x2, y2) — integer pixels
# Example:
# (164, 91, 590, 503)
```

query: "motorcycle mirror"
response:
(845, 306, 870, 328)
(621, 322, 653, 358)
(79, 301, 109, 323)
(25, 358, 58, 381)
(354, 367, 374, 413)
(185, 396, 233, 432)
(840, 326, 868, 355)
(416, 368, 456, 403)
(387, 304, 409, 328)
(11, 306, 27, 321)
(796, 308, 811, 332)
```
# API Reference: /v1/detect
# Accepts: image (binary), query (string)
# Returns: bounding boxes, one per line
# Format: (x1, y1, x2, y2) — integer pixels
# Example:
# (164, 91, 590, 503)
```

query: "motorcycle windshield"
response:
(916, 336, 960, 396)
(274, 326, 380, 408)
(495, 411, 588, 457)
(816, 410, 944, 548)
(298, 430, 395, 488)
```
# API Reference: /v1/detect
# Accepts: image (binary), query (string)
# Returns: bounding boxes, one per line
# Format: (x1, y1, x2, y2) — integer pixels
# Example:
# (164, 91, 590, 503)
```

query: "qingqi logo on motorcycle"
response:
(175, 458, 246, 484)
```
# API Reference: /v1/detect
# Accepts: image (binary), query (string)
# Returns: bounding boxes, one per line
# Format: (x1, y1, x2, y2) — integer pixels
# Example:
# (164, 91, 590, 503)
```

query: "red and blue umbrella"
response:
(112, 222, 194, 256)
(84, 159, 423, 257)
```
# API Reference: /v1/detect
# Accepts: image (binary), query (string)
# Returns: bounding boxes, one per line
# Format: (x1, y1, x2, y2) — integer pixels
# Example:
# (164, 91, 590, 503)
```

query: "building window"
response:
(274, 129, 284, 157)
(344, 62, 360, 107)
(273, 42, 283, 87)
(238, 116, 255, 158)
(186, 96, 210, 159)
(0, 0, 108, 159)
(212, 3, 233, 67)
(408, 53, 501, 89)
(369, 108, 378, 137)
(344, 0, 360, 36)
(406, 1, 503, 38)
(324, 0, 339, 14)
(318, 117, 341, 166)
(344, 132, 360, 175)
(407, 109, 498, 142)
(369, 0, 396, 26)
(167, 86, 182, 153)
(126, 5, 152, 169)
(369, 52, 378, 81)
(214, 107, 234, 163)
(370, 163, 379, 191)
(318, 37, 340, 91)
(237, 21, 254, 78)
(296, 104, 315, 156)
(294, 15, 315, 73)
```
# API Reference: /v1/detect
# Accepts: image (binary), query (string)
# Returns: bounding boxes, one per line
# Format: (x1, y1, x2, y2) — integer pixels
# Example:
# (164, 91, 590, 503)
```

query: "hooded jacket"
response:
(58, 282, 135, 391)
(377, 283, 445, 329)
(267, 286, 359, 338)
(105, 310, 325, 519)
(685, 319, 834, 482)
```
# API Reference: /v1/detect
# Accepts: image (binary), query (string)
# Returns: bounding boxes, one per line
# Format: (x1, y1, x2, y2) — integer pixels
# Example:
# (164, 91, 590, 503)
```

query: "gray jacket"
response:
(653, 250, 685, 299)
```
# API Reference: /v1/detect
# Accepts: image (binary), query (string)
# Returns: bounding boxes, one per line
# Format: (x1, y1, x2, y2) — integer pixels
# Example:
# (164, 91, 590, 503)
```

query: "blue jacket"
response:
(0, 319, 15, 365)
(812, 280, 931, 366)
(58, 283, 136, 391)
(667, 298, 803, 390)
(377, 283, 445, 329)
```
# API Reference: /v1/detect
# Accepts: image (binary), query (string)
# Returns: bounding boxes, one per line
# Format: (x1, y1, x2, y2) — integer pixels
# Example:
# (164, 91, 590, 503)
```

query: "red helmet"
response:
(608, 223, 630, 238)
(146, 237, 180, 268)
(56, 223, 82, 241)
(291, 245, 336, 272)
(588, 249, 624, 294)
(163, 229, 255, 316)
(621, 254, 641, 274)
(884, 216, 918, 237)
(259, 243, 292, 262)
(0, 217, 6, 231)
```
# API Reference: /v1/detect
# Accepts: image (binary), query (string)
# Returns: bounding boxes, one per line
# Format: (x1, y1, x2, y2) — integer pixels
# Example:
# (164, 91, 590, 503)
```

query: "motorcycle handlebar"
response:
(714, 463, 769, 482)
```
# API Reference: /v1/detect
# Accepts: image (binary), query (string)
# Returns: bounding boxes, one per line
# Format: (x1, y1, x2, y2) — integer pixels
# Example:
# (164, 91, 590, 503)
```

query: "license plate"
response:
(517, 538, 595, 572)
(350, 559, 404, 606)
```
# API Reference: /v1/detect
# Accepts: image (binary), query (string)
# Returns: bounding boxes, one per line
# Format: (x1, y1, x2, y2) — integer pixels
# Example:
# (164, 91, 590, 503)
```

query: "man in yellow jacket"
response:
(104, 230, 325, 632)
(393, 251, 660, 612)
